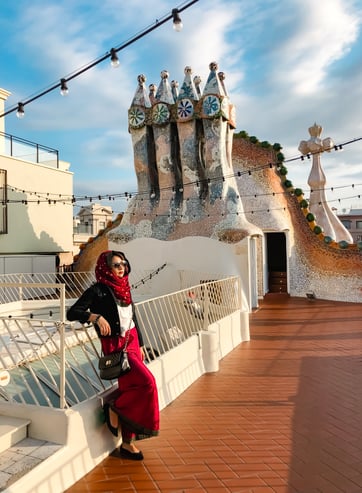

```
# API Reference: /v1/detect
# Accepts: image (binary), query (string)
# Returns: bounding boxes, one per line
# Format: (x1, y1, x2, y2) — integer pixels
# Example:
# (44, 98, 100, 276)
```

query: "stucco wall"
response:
(109, 236, 252, 311)
(0, 154, 73, 254)
(232, 137, 362, 302)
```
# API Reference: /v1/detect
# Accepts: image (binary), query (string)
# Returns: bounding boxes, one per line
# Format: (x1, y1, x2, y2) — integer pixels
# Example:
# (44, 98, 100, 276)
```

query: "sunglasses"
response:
(112, 260, 127, 268)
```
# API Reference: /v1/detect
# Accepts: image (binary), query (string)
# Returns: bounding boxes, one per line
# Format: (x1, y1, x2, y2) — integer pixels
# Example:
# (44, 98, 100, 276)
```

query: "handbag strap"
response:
(108, 286, 134, 352)
(122, 321, 132, 352)
(100, 318, 133, 356)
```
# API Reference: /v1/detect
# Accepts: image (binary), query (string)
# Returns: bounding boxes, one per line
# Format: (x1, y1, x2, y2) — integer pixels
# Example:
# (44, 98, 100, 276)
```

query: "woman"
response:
(67, 250, 159, 460)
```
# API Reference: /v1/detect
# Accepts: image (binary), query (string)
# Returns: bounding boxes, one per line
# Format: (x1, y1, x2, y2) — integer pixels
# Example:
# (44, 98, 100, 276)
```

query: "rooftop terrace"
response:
(65, 294, 362, 493)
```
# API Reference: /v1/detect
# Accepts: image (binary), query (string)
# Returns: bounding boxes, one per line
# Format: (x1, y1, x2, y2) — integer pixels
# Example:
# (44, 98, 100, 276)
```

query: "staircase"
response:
(0, 416, 62, 492)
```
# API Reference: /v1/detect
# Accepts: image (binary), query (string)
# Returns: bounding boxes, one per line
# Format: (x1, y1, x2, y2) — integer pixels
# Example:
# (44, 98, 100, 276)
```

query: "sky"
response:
(1, 0, 362, 217)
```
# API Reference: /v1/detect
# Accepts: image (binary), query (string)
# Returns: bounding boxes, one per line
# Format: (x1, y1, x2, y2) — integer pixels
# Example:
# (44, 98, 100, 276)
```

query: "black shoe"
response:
(119, 445, 144, 461)
(103, 402, 118, 437)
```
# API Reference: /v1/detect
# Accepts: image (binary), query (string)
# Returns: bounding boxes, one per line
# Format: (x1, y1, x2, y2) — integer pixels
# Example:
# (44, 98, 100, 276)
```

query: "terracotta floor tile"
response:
(65, 296, 362, 493)
(223, 476, 267, 488)
(251, 486, 278, 492)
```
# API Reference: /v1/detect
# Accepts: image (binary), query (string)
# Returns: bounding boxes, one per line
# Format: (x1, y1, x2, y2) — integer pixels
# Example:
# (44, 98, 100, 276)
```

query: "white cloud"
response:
(81, 128, 133, 170)
(271, 0, 360, 94)
(3, 0, 362, 214)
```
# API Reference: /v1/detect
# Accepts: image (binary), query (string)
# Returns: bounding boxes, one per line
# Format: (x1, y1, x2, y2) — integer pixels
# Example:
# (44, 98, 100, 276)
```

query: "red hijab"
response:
(95, 251, 132, 305)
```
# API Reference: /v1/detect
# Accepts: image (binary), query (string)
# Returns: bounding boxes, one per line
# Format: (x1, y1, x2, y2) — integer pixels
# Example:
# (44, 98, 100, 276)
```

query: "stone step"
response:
(0, 436, 63, 491)
(0, 416, 31, 455)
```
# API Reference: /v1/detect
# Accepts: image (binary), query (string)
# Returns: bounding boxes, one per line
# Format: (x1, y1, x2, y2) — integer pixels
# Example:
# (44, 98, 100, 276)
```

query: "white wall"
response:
(0, 88, 11, 138)
(0, 154, 73, 254)
(0, 255, 56, 275)
(109, 236, 252, 311)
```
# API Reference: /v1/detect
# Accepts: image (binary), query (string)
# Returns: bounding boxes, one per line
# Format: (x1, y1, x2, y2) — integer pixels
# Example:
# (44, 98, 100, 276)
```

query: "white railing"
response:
(0, 130, 59, 168)
(136, 278, 240, 359)
(0, 266, 222, 304)
(0, 276, 241, 409)
(0, 272, 96, 304)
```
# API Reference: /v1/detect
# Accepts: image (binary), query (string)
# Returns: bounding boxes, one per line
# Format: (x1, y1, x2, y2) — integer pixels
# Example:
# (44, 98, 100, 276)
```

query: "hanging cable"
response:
(0, 1, 199, 119)
(6, 180, 361, 207)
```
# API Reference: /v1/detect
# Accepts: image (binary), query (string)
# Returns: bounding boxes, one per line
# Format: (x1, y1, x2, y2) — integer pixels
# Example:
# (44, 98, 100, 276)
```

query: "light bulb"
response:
(172, 9, 183, 31)
(16, 102, 25, 118)
(110, 48, 120, 68)
(173, 20, 183, 31)
(60, 78, 69, 96)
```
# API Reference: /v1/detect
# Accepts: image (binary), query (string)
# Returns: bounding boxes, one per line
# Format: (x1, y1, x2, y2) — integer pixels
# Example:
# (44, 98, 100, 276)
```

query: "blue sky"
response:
(1, 0, 362, 216)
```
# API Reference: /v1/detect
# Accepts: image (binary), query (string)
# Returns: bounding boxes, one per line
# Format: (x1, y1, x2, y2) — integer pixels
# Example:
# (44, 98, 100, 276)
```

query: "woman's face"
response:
(110, 255, 127, 278)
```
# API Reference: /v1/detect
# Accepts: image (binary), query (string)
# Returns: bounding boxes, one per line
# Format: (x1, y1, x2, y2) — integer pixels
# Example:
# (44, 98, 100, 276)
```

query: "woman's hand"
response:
(91, 314, 111, 336)
(140, 346, 145, 362)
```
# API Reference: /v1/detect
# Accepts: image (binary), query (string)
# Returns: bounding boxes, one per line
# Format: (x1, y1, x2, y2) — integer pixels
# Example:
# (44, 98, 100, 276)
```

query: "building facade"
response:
(338, 209, 362, 243)
(0, 88, 74, 274)
(73, 204, 113, 256)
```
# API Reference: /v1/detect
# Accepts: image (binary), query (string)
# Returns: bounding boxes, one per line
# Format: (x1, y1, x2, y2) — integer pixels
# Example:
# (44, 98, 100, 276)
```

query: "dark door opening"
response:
(266, 232, 287, 293)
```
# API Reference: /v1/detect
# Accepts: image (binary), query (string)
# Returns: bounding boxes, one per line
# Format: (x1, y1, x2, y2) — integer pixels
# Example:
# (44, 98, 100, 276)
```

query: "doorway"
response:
(266, 232, 287, 293)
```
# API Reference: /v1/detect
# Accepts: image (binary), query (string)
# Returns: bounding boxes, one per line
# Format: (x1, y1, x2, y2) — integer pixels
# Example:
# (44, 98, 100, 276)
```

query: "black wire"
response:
(5, 133, 362, 205)
(283, 137, 362, 163)
(0, 1, 200, 118)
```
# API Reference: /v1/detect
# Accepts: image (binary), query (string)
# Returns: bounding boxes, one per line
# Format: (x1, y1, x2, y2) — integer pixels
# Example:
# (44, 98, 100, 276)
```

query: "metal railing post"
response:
(237, 277, 242, 308)
(59, 283, 66, 409)
(19, 274, 23, 301)
(203, 287, 209, 331)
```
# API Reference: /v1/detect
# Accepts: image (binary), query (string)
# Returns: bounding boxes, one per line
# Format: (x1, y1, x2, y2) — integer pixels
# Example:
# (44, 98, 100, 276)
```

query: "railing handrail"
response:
(0, 282, 67, 408)
(0, 130, 58, 153)
(0, 281, 62, 289)
(0, 130, 59, 168)
(0, 267, 215, 304)
(0, 276, 241, 409)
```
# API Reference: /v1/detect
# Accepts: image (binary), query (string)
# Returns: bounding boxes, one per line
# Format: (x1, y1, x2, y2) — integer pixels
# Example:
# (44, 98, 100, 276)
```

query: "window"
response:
(0, 169, 7, 234)
(341, 219, 351, 229)
(356, 221, 362, 229)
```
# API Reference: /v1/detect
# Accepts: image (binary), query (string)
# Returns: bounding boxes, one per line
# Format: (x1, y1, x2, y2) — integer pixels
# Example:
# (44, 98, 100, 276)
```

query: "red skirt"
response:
(101, 328, 159, 441)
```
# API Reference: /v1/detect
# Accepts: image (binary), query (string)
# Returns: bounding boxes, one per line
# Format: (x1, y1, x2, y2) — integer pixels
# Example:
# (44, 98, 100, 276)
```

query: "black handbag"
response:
(98, 350, 131, 380)
(98, 327, 131, 380)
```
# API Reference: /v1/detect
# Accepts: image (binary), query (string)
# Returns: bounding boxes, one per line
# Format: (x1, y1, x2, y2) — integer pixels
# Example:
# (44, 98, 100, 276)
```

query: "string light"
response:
(16, 102, 25, 119)
(0, 1, 199, 119)
(1, 4, 360, 228)
(124, 204, 308, 221)
(4, 134, 362, 214)
(131, 263, 167, 290)
(110, 48, 120, 68)
(6, 146, 362, 205)
(60, 79, 69, 96)
(285, 137, 362, 164)
(6, 181, 361, 212)
(172, 8, 183, 31)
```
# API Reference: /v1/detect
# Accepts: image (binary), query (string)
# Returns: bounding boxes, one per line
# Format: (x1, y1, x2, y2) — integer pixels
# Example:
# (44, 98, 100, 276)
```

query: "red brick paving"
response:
(65, 295, 362, 493)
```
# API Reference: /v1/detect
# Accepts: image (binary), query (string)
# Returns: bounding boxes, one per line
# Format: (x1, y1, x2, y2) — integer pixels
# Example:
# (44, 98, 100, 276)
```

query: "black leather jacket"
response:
(66, 282, 144, 346)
